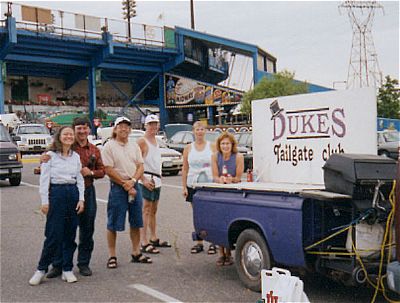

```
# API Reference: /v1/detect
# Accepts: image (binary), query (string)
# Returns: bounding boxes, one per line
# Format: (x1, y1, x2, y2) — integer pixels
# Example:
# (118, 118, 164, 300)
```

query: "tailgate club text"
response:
(271, 105, 346, 166)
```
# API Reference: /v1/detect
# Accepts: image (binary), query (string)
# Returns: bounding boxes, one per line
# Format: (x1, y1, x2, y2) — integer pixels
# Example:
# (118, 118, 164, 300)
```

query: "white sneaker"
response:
(61, 271, 77, 283)
(29, 270, 45, 286)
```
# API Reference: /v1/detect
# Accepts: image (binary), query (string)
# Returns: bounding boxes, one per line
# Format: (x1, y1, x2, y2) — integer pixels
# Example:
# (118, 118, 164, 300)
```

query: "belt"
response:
(144, 171, 161, 179)
(50, 182, 77, 186)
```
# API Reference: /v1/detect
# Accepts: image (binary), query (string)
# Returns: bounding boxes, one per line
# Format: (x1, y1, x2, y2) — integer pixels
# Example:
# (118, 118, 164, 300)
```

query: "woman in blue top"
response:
(29, 126, 85, 285)
(211, 132, 244, 266)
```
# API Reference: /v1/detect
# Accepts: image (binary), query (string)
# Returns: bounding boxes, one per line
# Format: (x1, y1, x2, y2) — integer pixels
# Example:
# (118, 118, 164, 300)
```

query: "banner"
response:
(165, 74, 243, 108)
(252, 88, 377, 185)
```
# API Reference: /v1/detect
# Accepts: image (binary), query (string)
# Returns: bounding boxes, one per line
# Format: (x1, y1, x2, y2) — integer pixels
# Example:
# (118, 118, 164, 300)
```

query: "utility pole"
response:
(190, 0, 195, 30)
(122, 0, 137, 41)
(339, 1, 384, 89)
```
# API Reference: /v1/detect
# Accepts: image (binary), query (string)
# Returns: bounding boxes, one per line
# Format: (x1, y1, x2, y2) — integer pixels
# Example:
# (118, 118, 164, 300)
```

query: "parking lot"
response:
(0, 158, 389, 302)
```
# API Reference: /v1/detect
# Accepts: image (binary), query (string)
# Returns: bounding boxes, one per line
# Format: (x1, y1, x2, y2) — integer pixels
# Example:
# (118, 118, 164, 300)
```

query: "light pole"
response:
(190, 0, 195, 30)
(122, 0, 136, 41)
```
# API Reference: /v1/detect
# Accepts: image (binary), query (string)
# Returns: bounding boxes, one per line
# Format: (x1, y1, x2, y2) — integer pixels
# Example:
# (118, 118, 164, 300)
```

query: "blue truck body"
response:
(193, 187, 306, 267)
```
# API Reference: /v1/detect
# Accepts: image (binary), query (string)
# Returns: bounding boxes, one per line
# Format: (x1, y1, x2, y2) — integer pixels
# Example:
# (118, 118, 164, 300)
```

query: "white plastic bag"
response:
(261, 267, 310, 303)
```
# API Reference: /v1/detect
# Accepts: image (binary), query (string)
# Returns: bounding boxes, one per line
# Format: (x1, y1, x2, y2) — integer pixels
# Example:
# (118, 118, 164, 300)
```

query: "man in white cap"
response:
(137, 114, 171, 254)
(101, 116, 152, 268)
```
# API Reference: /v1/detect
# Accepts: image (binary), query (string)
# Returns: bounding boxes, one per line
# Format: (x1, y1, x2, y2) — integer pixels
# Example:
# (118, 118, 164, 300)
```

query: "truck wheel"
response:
(235, 229, 271, 292)
(9, 174, 21, 186)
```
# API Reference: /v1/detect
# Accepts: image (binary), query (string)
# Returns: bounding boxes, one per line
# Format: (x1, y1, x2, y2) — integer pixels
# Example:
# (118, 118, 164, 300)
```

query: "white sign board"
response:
(252, 88, 377, 185)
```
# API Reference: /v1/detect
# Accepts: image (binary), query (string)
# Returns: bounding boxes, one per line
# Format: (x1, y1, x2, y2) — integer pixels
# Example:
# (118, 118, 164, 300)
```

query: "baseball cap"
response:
(114, 116, 131, 126)
(145, 114, 160, 125)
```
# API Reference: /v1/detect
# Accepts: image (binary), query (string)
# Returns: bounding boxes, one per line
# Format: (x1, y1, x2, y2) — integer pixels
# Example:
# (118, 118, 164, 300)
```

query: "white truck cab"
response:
(13, 124, 52, 154)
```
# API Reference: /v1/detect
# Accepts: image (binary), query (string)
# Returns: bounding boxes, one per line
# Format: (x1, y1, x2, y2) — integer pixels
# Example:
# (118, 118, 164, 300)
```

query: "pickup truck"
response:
(192, 154, 397, 292)
(0, 123, 22, 186)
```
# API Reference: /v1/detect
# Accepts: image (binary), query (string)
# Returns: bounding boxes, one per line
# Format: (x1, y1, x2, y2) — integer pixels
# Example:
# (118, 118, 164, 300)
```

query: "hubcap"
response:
(241, 241, 263, 279)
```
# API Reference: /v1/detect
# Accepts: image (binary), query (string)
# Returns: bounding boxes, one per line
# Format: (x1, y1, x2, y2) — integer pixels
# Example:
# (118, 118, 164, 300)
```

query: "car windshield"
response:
(383, 132, 399, 142)
(18, 125, 49, 135)
(205, 132, 219, 143)
(0, 125, 11, 142)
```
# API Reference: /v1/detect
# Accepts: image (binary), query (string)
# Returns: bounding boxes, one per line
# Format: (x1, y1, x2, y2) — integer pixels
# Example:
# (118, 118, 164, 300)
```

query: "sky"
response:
(6, 0, 400, 90)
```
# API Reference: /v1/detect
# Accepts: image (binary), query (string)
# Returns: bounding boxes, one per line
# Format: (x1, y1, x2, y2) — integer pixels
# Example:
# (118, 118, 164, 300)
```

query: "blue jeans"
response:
(52, 185, 97, 269)
(37, 184, 79, 272)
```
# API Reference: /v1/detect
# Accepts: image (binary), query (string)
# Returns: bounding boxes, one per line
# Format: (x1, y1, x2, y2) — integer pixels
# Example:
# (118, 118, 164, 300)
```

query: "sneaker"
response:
(78, 265, 92, 276)
(61, 271, 77, 283)
(29, 270, 45, 286)
(46, 267, 62, 279)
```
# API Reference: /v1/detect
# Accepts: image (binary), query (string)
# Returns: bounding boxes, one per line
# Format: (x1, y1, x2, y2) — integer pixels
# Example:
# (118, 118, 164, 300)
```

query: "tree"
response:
(241, 70, 308, 116)
(377, 75, 400, 119)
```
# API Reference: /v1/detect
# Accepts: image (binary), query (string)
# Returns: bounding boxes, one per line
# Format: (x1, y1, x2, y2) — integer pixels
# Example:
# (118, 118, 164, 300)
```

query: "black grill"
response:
(28, 139, 46, 145)
(323, 154, 396, 199)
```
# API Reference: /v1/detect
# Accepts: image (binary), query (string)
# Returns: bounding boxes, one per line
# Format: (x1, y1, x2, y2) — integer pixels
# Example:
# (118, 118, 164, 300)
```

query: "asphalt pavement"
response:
(0, 157, 389, 302)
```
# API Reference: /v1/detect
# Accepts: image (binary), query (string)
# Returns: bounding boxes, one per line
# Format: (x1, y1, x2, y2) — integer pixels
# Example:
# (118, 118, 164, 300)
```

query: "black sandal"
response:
(207, 244, 217, 255)
(131, 253, 152, 264)
(150, 238, 172, 248)
(190, 243, 204, 254)
(216, 256, 225, 266)
(141, 244, 160, 254)
(107, 256, 117, 269)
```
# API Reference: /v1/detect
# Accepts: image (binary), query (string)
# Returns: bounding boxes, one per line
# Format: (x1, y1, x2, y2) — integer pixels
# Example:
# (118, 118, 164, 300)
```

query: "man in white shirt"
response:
(102, 117, 152, 267)
(137, 114, 171, 254)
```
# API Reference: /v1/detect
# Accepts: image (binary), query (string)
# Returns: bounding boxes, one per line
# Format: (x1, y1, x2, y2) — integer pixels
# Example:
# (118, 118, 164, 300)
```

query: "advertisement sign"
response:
(165, 74, 243, 108)
(252, 88, 377, 185)
(37, 94, 52, 104)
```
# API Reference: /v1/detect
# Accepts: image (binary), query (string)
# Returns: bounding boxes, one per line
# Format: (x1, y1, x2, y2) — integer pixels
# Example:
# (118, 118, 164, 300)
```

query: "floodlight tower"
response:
(339, 1, 384, 89)
(122, 0, 137, 41)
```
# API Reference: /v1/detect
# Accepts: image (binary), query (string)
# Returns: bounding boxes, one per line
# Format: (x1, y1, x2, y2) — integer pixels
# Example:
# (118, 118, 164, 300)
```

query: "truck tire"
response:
(235, 229, 271, 292)
(9, 174, 21, 186)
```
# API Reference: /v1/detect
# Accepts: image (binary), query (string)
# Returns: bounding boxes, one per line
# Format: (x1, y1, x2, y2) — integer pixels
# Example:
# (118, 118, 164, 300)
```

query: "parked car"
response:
(0, 123, 22, 186)
(377, 130, 399, 160)
(128, 133, 183, 176)
(13, 123, 52, 155)
(235, 132, 253, 171)
(164, 123, 192, 140)
(166, 131, 219, 153)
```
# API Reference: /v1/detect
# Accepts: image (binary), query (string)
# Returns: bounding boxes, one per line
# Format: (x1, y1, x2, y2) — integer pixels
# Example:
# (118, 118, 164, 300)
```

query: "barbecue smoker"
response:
(304, 154, 397, 286)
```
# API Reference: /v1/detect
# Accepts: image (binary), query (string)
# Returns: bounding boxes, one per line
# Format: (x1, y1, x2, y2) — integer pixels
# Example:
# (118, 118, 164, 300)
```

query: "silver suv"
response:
(377, 130, 399, 160)
(14, 124, 52, 155)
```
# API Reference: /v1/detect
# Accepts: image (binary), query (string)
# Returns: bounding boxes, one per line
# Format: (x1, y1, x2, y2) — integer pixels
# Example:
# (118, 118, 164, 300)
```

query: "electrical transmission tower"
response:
(339, 1, 384, 89)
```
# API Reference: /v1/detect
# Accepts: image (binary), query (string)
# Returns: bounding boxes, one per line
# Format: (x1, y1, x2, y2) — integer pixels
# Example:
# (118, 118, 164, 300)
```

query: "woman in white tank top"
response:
(182, 121, 216, 255)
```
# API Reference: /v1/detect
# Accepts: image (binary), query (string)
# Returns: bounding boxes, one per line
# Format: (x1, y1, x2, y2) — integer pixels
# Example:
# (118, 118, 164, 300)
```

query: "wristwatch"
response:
(131, 177, 137, 184)
(90, 171, 94, 176)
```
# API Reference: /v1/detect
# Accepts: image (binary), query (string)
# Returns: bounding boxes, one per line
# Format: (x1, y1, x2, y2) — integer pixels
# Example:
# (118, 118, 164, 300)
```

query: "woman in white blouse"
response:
(29, 126, 84, 286)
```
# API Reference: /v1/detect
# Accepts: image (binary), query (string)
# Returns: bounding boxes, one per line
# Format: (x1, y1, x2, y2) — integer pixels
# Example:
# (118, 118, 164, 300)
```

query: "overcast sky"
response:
(9, 1, 400, 89)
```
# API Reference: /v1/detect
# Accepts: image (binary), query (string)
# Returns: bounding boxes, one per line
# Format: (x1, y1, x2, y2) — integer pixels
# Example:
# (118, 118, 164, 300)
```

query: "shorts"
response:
(107, 182, 143, 231)
(139, 184, 161, 202)
(186, 186, 196, 203)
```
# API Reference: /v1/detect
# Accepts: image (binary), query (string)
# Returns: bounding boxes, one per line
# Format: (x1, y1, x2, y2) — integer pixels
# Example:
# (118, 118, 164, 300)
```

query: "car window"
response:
(170, 132, 186, 143)
(383, 132, 399, 142)
(18, 125, 49, 135)
(0, 125, 11, 142)
(205, 132, 219, 143)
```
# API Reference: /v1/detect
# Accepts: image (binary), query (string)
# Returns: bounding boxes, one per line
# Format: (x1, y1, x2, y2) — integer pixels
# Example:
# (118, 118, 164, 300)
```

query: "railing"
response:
(1, 2, 167, 48)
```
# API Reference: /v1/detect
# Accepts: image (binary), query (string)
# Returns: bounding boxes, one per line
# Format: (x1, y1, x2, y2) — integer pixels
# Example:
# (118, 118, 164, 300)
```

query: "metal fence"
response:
(1, 1, 167, 47)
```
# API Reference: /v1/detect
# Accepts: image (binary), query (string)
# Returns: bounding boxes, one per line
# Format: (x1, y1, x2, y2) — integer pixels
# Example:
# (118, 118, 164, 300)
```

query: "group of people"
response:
(29, 117, 244, 286)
